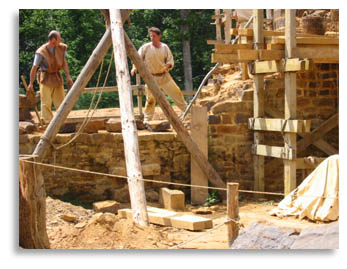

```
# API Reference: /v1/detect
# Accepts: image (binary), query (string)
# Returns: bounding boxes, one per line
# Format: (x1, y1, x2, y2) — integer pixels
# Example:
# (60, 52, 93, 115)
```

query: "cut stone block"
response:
(76, 120, 105, 133)
(159, 188, 185, 211)
(118, 206, 213, 231)
(93, 200, 121, 214)
(170, 215, 213, 230)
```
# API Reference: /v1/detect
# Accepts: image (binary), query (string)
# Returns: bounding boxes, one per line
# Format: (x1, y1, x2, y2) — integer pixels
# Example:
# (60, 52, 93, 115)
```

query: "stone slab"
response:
(118, 206, 213, 231)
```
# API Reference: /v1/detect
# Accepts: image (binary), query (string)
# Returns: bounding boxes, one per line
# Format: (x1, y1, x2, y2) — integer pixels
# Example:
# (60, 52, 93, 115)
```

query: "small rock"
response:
(60, 214, 77, 222)
(93, 200, 121, 214)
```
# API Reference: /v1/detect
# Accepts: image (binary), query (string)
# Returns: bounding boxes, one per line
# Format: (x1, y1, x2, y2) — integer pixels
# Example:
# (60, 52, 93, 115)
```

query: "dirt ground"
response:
(46, 195, 327, 250)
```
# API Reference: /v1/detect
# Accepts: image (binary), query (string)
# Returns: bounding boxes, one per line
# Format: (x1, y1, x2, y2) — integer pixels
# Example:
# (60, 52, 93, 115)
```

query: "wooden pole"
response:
(32, 10, 131, 160)
(227, 182, 239, 248)
(136, 73, 143, 119)
(109, 9, 149, 227)
(123, 28, 227, 199)
(19, 155, 50, 249)
(215, 9, 222, 41)
(253, 9, 265, 196)
(190, 105, 208, 205)
(224, 9, 232, 44)
(284, 9, 297, 195)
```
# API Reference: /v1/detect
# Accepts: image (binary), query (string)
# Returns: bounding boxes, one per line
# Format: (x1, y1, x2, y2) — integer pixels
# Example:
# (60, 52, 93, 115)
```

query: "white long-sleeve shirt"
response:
(138, 42, 174, 85)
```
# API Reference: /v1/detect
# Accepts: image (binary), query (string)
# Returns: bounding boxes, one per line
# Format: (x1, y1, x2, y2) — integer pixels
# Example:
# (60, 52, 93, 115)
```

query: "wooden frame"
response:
(248, 118, 311, 133)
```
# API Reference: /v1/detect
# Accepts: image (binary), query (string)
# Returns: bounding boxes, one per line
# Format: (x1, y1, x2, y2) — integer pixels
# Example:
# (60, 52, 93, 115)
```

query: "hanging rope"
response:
(43, 49, 114, 152)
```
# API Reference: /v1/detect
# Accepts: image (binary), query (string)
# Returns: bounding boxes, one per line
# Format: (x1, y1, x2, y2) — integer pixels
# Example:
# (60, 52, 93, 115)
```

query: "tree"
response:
(180, 9, 193, 93)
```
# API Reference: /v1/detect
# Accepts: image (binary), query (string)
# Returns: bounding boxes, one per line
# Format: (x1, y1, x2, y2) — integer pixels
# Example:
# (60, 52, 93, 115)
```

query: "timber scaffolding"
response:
(207, 9, 339, 195)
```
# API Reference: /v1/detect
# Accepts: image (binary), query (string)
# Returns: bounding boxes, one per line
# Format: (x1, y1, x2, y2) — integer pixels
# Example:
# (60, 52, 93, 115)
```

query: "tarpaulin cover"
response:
(270, 155, 339, 222)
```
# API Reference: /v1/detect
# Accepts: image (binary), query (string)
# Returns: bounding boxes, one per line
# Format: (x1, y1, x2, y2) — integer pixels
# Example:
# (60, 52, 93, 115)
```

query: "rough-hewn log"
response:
(123, 28, 226, 197)
(110, 9, 149, 226)
(19, 155, 50, 249)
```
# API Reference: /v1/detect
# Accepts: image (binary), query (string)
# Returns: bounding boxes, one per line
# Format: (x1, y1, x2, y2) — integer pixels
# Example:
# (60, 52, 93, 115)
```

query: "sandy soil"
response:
(46, 196, 325, 250)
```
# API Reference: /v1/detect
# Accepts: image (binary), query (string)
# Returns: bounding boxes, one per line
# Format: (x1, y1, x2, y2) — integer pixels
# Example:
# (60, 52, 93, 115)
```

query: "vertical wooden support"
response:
(215, 9, 222, 41)
(224, 9, 232, 44)
(227, 182, 239, 248)
(253, 9, 265, 195)
(110, 9, 149, 226)
(190, 105, 208, 205)
(19, 155, 50, 249)
(284, 9, 297, 195)
(136, 73, 143, 119)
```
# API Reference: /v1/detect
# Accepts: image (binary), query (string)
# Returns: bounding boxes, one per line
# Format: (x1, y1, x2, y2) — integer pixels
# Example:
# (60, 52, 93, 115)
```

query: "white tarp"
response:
(270, 155, 339, 222)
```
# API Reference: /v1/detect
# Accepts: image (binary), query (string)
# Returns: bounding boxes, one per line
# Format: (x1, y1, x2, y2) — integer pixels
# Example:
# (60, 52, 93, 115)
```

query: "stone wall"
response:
(19, 132, 190, 203)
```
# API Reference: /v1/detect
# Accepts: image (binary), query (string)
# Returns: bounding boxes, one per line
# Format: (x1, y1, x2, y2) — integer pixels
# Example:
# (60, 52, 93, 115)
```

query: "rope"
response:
(169, 217, 238, 249)
(20, 158, 339, 200)
(44, 50, 114, 152)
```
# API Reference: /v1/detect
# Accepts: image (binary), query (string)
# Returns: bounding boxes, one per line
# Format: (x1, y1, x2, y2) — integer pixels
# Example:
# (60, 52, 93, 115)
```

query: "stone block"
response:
(19, 121, 36, 134)
(208, 115, 221, 124)
(159, 187, 185, 211)
(76, 120, 105, 134)
(112, 185, 130, 203)
(105, 118, 122, 132)
(93, 200, 121, 214)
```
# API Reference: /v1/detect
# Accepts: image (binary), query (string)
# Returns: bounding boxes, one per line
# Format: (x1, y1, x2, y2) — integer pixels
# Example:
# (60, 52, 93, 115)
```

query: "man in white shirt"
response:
(131, 27, 187, 123)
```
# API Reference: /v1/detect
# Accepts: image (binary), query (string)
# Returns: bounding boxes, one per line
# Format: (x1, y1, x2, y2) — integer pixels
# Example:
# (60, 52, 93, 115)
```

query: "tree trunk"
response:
(180, 9, 193, 93)
(109, 9, 149, 226)
(19, 155, 50, 249)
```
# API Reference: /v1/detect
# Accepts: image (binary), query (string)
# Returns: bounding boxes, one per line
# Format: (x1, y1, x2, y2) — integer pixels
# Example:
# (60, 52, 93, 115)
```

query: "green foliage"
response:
(19, 9, 216, 110)
(204, 189, 221, 207)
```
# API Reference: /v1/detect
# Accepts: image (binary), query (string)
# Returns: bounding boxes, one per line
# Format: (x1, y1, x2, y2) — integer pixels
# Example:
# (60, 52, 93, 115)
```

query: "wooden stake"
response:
(190, 105, 208, 205)
(123, 28, 227, 198)
(227, 182, 239, 247)
(19, 155, 50, 249)
(284, 9, 297, 195)
(110, 9, 149, 227)
(136, 73, 143, 119)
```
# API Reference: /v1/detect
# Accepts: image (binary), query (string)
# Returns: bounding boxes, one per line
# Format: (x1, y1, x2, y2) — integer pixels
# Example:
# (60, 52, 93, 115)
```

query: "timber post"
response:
(253, 9, 265, 196)
(122, 30, 227, 199)
(284, 9, 297, 195)
(19, 155, 50, 249)
(109, 9, 149, 226)
(227, 182, 239, 248)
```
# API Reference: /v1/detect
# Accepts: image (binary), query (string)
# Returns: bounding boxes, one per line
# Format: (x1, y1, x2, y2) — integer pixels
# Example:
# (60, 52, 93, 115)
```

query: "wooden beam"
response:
(191, 105, 208, 205)
(284, 9, 297, 196)
(123, 26, 227, 197)
(258, 49, 284, 60)
(253, 58, 311, 74)
(297, 113, 338, 154)
(207, 40, 225, 45)
(295, 47, 339, 62)
(211, 52, 258, 63)
(110, 9, 149, 227)
(136, 74, 143, 118)
(215, 9, 222, 41)
(214, 43, 252, 54)
(248, 118, 311, 133)
(252, 144, 295, 159)
(32, 10, 132, 159)
(253, 9, 265, 195)
(272, 36, 339, 45)
(224, 9, 232, 44)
